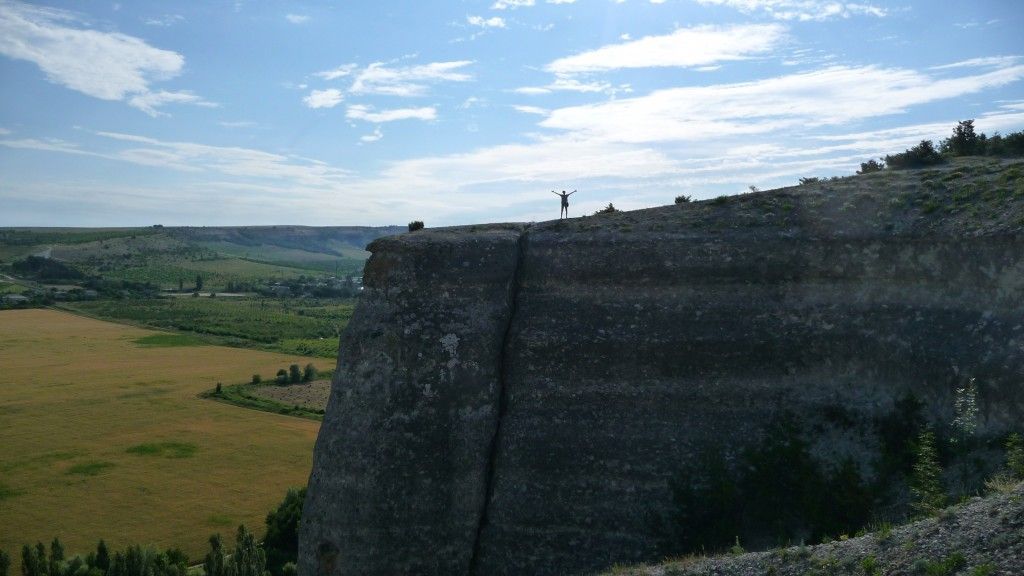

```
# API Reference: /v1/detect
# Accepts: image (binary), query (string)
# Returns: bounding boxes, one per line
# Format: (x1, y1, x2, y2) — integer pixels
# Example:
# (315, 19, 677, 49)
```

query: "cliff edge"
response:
(300, 157, 1024, 576)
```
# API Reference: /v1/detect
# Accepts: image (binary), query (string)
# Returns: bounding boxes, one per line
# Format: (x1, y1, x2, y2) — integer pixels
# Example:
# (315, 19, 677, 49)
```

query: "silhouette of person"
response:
(552, 189, 576, 219)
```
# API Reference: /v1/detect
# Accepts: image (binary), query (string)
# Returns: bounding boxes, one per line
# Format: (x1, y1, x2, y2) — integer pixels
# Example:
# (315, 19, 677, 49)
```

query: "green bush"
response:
(858, 159, 885, 174)
(264, 488, 306, 576)
(288, 364, 301, 384)
(885, 140, 945, 169)
(302, 364, 317, 382)
(910, 429, 946, 517)
(408, 221, 424, 232)
(1007, 433, 1024, 479)
(674, 195, 692, 204)
(275, 369, 289, 385)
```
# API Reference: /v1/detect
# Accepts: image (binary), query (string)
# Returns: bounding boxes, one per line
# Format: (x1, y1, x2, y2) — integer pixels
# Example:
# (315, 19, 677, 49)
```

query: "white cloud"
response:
(540, 63, 1024, 144)
(219, 121, 257, 129)
(491, 0, 534, 9)
(459, 96, 486, 109)
(349, 61, 473, 97)
(346, 105, 437, 123)
(0, 127, 10, 135)
(0, 1, 210, 116)
(513, 105, 548, 115)
(314, 64, 358, 80)
(546, 24, 786, 74)
(285, 14, 309, 24)
(468, 15, 506, 28)
(143, 14, 184, 27)
(303, 89, 344, 109)
(360, 127, 383, 143)
(930, 56, 1019, 70)
(128, 90, 218, 117)
(514, 76, 618, 95)
(693, 0, 886, 21)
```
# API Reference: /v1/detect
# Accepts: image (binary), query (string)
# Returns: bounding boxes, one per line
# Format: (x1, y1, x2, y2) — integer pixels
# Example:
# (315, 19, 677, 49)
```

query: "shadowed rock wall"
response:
(300, 168, 1024, 576)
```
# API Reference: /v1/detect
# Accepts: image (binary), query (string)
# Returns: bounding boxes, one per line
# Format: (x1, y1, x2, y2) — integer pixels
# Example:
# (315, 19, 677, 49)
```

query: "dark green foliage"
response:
(1006, 433, 1024, 479)
(941, 120, 981, 156)
(910, 429, 946, 517)
(798, 177, 820, 185)
(0, 550, 9, 576)
(288, 364, 301, 384)
(251, 374, 261, 385)
(21, 545, 42, 576)
(593, 203, 617, 215)
(10, 256, 83, 281)
(280, 564, 296, 576)
(918, 552, 966, 576)
(94, 542, 109, 574)
(264, 488, 306, 576)
(885, 140, 945, 170)
(876, 394, 926, 479)
(665, 413, 873, 555)
(216, 382, 223, 395)
(408, 221, 424, 232)
(203, 535, 226, 576)
(195, 275, 204, 291)
(106, 545, 185, 576)
(48, 540, 63, 576)
(858, 159, 885, 174)
(302, 364, 317, 382)
(226, 526, 267, 576)
(275, 369, 289, 385)
(674, 195, 692, 204)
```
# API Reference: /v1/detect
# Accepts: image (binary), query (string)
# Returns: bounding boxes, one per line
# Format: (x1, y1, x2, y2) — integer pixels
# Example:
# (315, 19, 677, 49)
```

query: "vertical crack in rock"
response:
(468, 226, 530, 575)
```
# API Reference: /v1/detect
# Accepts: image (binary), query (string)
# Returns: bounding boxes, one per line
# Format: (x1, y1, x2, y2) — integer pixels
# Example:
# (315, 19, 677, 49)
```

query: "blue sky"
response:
(0, 0, 1022, 227)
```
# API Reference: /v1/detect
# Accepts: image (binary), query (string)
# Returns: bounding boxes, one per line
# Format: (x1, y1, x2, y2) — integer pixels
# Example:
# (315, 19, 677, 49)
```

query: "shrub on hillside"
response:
(288, 364, 302, 384)
(275, 369, 289, 385)
(940, 120, 981, 156)
(1007, 433, 1024, 479)
(910, 428, 946, 517)
(885, 140, 945, 169)
(408, 221, 424, 232)
(857, 159, 885, 174)
(593, 203, 617, 215)
(674, 195, 692, 204)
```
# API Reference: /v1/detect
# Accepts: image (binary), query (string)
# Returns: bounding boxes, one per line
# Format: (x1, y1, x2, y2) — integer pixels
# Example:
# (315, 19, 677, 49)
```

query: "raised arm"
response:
(567, 190, 576, 196)
(551, 190, 560, 196)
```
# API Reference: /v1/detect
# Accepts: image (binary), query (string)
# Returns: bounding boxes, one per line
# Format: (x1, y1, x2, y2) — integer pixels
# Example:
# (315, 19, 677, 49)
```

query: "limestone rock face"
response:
(300, 161, 1024, 576)
(300, 224, 527, 576)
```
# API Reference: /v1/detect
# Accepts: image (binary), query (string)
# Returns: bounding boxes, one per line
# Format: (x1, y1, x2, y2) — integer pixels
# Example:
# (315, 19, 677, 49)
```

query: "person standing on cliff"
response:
(553, 189, 576, 219)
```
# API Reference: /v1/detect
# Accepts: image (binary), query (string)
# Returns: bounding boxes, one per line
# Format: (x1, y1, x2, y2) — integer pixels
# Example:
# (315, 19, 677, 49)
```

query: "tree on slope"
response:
(910, 428, 946, 517)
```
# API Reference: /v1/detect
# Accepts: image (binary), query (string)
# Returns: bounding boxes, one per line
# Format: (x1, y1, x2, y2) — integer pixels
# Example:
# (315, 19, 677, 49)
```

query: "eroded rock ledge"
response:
(300, 160, 1024, 576)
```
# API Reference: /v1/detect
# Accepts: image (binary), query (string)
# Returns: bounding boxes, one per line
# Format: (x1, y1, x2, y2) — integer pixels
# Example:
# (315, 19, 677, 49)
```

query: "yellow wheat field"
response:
(0, 309, 334, 560)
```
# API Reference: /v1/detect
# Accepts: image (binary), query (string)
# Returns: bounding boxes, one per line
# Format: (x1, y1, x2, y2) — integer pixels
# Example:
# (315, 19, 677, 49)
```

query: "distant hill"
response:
(0, 225, 405, 290)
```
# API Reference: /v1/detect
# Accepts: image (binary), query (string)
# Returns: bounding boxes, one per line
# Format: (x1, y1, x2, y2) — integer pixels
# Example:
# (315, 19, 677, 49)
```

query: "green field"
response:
(0, 309, 334, 558)
(62, 297, 353, 357)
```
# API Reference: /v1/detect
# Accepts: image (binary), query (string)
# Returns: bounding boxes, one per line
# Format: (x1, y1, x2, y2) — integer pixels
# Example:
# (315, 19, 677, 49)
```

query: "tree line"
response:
(860, 119, 1024, 172)
(0, 488, 305, 576)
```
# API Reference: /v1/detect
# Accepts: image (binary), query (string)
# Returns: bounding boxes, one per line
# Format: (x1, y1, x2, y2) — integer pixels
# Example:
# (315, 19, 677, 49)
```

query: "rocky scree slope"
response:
(604, 481, 1024, 576)
(300, 157, 1024, 576)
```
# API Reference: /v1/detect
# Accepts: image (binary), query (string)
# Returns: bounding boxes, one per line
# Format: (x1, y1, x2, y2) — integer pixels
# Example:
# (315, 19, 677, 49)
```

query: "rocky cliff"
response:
(300, 157, 1024, 576)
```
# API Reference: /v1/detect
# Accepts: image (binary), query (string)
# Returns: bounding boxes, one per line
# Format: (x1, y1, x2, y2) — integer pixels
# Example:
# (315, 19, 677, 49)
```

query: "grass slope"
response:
(0, 309, 333, 558)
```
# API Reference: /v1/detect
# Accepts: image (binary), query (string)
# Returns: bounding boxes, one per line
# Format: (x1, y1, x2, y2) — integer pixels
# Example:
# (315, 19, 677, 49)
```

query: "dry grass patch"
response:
(0, 309, 333, 559)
